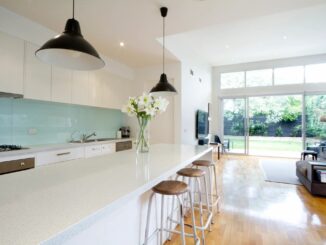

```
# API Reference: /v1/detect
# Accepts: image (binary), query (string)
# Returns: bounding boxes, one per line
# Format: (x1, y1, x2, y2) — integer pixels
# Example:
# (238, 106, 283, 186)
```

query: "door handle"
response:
(57, 152, 71, 156)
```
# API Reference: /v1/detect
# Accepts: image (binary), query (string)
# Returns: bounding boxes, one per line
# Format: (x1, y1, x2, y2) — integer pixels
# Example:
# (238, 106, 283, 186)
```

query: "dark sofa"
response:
(296, 160, 326, 196)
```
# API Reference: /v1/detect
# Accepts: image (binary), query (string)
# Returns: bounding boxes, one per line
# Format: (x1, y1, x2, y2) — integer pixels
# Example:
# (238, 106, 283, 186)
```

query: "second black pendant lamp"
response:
(35, 0, 105, 70)
(150, 7, 177, 96)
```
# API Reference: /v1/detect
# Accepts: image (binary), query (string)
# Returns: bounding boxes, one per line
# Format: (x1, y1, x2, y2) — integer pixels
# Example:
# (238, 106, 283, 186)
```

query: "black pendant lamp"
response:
(35, 0, 105, 70)
(150, 7, 177, 96)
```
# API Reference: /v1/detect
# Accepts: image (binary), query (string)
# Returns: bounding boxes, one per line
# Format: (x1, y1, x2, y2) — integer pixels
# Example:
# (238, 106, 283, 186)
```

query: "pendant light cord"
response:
(72, 0, 75, 19)
(163, 14, 165, 74)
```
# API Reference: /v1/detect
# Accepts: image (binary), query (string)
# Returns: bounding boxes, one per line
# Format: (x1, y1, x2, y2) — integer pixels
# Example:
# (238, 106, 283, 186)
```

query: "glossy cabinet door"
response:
(72, 71, 89, 105)
(36, 147, 84, 166)
(85, 145, 103, 158)
(88, 71, 102, 107)
(101, 71, 111, 108)
(24, 42, 51, 101)
(102, 73, 125, 109)
(51, 66, 72, 103)
(101, 143, 116, 154)
(0, 31, 24, 94)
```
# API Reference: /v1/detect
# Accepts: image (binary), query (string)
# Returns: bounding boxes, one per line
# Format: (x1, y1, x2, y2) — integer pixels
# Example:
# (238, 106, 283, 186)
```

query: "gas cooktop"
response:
(0, 145, 28, 152)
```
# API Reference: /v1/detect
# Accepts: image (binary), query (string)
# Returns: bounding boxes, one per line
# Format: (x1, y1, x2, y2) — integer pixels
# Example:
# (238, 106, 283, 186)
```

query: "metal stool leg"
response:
(212, 165, 220, 212)
(203, 175, 212, 232)
(207, 166, 215, 224)
(160, 195, 165, 245)
(187, 190, 199, 244)
(177, 196, 186, 245)
(144, 192, 155, 245)
(168, 195, 175, 241)
(196, 178, 206, 245)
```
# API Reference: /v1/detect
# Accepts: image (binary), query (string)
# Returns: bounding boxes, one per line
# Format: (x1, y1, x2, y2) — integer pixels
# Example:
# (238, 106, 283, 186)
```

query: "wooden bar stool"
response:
(144, 180, 199, 245)
(169, 168, 213, 245)
(192, 160, 220, 219)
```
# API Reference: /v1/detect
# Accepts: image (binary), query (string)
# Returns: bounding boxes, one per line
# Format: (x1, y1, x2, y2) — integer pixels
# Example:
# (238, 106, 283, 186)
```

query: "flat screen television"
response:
(196, 110, 209, 139)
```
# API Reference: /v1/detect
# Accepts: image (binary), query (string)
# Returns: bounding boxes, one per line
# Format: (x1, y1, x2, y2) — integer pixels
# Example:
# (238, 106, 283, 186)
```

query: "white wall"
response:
(180, 61, 212, 145)
(129, 61, 213, 146)
(129, 63, 182, 144)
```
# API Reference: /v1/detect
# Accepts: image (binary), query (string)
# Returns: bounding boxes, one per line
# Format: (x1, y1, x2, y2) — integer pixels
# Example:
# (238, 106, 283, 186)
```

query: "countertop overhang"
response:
(0, 144, 212, 245)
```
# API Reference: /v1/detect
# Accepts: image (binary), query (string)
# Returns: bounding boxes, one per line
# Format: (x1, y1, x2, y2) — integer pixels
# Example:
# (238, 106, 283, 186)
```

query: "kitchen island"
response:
(0, 144, 212, 245)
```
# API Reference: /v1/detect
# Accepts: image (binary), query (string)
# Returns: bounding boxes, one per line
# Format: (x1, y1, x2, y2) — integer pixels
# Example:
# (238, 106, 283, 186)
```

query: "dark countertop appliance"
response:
(120, 127, 130, 138)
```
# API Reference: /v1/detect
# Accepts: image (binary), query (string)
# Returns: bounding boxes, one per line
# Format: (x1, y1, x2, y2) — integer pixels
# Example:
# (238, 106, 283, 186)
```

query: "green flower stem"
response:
(137, 116, 150, 153)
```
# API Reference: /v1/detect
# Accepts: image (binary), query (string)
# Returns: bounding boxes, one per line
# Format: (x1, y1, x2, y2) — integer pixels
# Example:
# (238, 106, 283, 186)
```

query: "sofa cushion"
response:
(296, 160, 308, 177)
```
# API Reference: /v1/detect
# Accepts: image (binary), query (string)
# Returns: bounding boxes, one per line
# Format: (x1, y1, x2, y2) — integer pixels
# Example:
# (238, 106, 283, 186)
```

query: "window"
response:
(246, 69, 273, 87)
(274, 66, 304, 85)
(305, 63, 326, 84)
(220, 72, 245, 89)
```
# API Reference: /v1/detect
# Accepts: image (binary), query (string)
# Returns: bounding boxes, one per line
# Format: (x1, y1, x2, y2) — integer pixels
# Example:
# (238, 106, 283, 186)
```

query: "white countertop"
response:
(0, 144, 212, 245)
(0, 138, 133, 159)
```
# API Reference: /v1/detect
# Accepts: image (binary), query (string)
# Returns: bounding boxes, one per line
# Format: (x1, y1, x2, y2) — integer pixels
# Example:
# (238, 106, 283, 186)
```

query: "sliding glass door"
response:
(248, 95, 302, 157)
(305, 95, 326, 158)
(222, 95, 310, 157)
(223, 98, 246, 154)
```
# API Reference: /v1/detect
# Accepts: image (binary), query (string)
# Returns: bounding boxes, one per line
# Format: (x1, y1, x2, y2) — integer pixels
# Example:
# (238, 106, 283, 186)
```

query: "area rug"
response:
(260, 159, 302, 185)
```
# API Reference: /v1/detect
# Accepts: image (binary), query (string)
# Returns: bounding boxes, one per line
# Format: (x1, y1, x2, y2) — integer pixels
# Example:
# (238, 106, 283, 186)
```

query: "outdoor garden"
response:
(223, 95, 326, 156)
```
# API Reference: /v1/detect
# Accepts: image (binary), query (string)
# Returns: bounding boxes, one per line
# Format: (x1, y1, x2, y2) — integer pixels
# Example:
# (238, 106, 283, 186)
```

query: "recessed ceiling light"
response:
(283, 35, 288, 40)
(225, 44, 230, 49)
(119, 42, 125, 47)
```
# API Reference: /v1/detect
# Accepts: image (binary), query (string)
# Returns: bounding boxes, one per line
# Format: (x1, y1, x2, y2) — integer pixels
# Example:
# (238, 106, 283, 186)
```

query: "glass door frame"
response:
(303, 91, 326, 153)
(220, 92, 315, 156)
(220, 96, 249, 155)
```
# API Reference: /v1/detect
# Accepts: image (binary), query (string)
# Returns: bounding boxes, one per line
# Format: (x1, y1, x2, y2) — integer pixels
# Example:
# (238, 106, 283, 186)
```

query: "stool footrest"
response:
(163, 229, 201, 245)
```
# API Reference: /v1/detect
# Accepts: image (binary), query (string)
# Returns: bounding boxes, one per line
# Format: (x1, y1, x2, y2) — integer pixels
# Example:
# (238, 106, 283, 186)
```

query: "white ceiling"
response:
(0, 0, 326, 68)
(165, 3, 326, 66)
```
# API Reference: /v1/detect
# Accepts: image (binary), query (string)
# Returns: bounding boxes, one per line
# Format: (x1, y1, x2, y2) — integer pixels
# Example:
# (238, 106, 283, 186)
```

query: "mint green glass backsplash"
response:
(0, 98, 123, 146)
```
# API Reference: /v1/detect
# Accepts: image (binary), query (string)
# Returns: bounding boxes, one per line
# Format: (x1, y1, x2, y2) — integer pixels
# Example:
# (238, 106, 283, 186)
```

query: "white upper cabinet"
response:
(88, 71, 103, 107)
(24, 42, 51, 101)
(0, 31, 24, 94)
(51, 67, 72, 103)
(100, 70, 112, 108)
(101, 71, 130, 109)
(72, 71, 89, 106)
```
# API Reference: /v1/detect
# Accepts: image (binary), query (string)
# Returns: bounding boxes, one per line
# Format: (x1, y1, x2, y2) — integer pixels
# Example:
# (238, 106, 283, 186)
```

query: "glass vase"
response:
(137, 117, 150, 153)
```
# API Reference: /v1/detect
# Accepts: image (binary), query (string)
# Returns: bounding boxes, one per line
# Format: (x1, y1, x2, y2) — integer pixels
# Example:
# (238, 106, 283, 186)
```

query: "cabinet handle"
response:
(57, 152, 71, 156)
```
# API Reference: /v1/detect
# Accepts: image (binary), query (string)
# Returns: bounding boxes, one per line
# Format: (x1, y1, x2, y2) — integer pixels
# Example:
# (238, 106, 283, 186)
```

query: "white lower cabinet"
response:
(36, 147, 84, 166)
(85, 143, 115, 158)
(85, 145, 102, 158)
(35, 141, 126, 166)
(101, 143, 116, 154)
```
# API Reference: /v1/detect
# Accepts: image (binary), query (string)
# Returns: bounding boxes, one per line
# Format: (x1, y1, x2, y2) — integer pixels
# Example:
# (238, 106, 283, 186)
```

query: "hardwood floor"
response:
(166, 155, 326, 245)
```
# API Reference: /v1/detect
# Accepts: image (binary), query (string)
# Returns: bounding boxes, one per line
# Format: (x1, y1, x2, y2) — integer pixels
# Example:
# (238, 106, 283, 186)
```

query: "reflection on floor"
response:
(166, 155, 326, 245)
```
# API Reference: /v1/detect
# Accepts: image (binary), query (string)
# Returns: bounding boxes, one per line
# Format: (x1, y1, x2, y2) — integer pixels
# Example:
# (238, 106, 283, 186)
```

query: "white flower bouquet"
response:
(122, 93, 169, 152)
